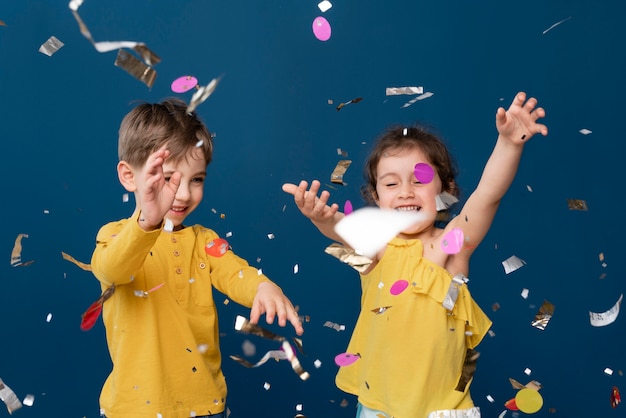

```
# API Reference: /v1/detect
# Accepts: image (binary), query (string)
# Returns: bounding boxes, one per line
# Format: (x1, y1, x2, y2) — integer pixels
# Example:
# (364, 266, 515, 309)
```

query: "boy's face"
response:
(374, 147, 442, 238)
(133, 148, 207, 228)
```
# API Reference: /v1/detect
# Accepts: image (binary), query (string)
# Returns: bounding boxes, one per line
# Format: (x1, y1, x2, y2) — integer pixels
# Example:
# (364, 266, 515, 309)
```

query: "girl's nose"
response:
(398, 183, 414, 198)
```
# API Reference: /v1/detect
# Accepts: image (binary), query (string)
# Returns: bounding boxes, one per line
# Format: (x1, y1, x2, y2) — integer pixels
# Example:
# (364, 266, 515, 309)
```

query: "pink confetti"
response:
(344, 200, 353, 215)
(441, 228, 464, 254)
(171, 75, 198, 93)
(390, 279, 409, 295)
(414, 163, 434, 184)
(312, 16, 331, 41)
(334, 352, 360, 367)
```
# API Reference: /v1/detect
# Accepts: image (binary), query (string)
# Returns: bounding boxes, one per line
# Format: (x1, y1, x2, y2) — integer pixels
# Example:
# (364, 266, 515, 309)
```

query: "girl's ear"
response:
(117, 161, 137, 192)
(371, 189, 380, 205)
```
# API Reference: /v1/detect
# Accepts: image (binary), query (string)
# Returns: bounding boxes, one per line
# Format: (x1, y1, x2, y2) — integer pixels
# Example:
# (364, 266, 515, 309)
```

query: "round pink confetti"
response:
(171, 75, 198, 93)
(414, 163, 434, 184)
(205, 238, 229, 257)
(312, 16, 332, 41)
(334, 352, 360, 367)
(440, 228, 464, 254)
(344, 200, 353, 216)
(390, 279, 409, 295)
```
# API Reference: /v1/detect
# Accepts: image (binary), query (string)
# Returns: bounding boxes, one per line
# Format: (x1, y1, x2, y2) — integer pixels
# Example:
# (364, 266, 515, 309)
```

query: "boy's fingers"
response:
(249, 304, 261, 324)
(282, 183, 298, 195)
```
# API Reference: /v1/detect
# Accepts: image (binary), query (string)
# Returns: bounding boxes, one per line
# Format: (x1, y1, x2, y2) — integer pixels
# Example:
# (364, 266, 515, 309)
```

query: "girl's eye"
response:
(385, 183, 397, 187)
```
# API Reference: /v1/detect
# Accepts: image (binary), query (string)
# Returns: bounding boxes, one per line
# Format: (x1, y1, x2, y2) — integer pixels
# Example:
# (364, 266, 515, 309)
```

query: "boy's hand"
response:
(250, 282, 304, 336)
(282, 180, 339, 225)
(496, 92, 548, 145)
(137, 147, 181, 230)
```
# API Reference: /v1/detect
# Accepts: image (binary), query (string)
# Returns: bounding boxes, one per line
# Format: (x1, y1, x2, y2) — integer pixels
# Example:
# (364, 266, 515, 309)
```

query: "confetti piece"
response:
(69, 0, 160, 87)
(401, 92, 433, 108)
(414, 162, 434, 184)
(390, 279, 409, 295)
(11, 233, 32, 267)
(39, 36, 64, 56)
(293, 264, 299, 274)
(312, 16, 331, 41)
(336, 97, 363, 111)
(171, 75, 198, 93)
(318, 0, 332, 12)
(163, 218, 174, 232)
(590, 294, 623, 327)
(515, 388, 543, 413)
(282, 341, 310, 380)
(234, 315, 285, 341)
(502, 255, 526, 274)
(230, 349, 287, 368)
(46, 313, 53, 323)
(122, 193, 129, 202)
(542, 16, 572, 35)
(531, 300, 555, 331)
(324, 243, 373, 272)
(22, 394, 34, 407)
(61, 251, 92, 271)
(344, 200, 353, 215)
(314, 359, 322, 368)
(331, 160, 351, 185)
(435, 191, 459, 211)
(579, 128, 592, 135)
(134, 282, 165, 298)
(323, 321, 345, 331)
(187, 76, 221, 113)
(334, 352, 360, 367)
(0, 378, 22, 413)
(386, 86, 424, 96)
(567, 198, 588, 211)
(334, 207, 430, 259)
(521, 288, 529, 299)
(81, 284, 116, 331)
(267, 233, 275, 240)
(443, 274, 468, 311)
(524, 368, 532, 376)
(371, 306, 391, 314)
(205, 238, 229, 257)
(0, 20, 6, 27)
(611, 386, 620, 408)
(441, 228, 464, 255)
(605, 367, 614, 376)
(114, 49, 157, 88)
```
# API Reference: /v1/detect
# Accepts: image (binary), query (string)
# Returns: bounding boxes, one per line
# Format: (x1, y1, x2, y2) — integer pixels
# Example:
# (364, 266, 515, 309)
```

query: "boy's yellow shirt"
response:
(91, 213, 269, 418)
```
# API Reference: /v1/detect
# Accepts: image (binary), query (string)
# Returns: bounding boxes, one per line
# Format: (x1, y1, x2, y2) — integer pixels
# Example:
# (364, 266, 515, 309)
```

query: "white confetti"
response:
(542, 16, 572, 35)
(263, 382, 271, 390)
(267, 233, 275, 240)
(23, 394, 35, 407)
(521, 288, 529, 299)
(295, 404, 303, 411)
(225, 231, 233, 238)
(589, 294, 623, 327)
(579, 128, 592, 135)
(486, 395, 495, 403)
(502, 255, 526, 274)
(122, 193, 129, 202)
(318, 0, 332, 12)
(314, 359, 322, 368)
(604, 367, 614, 376)
(524, 368, 532, 375)
(163, 218, 174, 232)
(46, 313, 53, 323)
(293, 264, 299, 274)
(39, 36, 64, 56)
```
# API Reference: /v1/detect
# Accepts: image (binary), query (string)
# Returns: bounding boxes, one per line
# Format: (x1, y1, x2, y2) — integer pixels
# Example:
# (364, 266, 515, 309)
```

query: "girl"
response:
(282, 92, 547, 418)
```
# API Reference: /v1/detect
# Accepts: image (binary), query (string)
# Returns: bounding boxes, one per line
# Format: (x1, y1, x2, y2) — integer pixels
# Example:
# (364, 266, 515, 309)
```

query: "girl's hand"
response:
(496, 92, 548, 145)
(282, 180, 339, 225)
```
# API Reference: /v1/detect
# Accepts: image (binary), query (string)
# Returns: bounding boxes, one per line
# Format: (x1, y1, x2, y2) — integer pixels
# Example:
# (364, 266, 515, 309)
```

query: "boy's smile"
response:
(161, 149, 207, 227)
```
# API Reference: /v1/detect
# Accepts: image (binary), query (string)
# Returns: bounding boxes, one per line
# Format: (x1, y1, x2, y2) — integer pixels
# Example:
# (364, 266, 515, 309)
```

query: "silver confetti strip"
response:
(0, 378, 22, 414)
(39, 36, 64, 56)
(443, 274, 468, 311)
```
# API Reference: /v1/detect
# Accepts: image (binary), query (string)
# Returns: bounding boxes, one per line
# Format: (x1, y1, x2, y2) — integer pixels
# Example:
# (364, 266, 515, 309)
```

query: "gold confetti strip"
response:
(567, 198, 588, 211)
(0, 377, 22, 414)
(69, 0, 160, 87)
(371, 306, 391, 314)
(234, 315, 285, 341)
(531, 300, 555, 331)
(336, 97, 363, 111)
(11, 233, 33, 267)
(324, 243, 373, 273)
(330, 160, 351, 185)
(230, 349, 287, 368)
(61, 251, 92, 271)
(187, 76, 222, 114)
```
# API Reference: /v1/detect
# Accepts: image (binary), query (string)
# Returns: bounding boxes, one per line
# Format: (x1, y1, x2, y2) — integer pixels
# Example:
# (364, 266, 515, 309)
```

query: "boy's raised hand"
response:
(137, 147, 181, 230)
(282, 180, 339, 225)
(496, 92, 548, 144)
(250, 282, 304, 335)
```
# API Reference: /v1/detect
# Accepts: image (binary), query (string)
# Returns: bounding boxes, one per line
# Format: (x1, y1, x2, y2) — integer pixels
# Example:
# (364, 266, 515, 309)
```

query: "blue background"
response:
(1, 1, 624, 417)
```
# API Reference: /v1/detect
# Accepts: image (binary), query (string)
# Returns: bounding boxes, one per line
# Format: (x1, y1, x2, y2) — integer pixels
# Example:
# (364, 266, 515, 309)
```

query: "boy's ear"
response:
(117, 161, 137, 192)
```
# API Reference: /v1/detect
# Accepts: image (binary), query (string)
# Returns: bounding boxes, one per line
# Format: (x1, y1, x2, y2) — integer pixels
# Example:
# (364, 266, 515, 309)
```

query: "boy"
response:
(91, 99, 303, 418)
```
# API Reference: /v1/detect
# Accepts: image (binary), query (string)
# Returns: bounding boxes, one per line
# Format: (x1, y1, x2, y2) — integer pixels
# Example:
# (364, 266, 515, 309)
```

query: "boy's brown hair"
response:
(118, 98, 214, 168)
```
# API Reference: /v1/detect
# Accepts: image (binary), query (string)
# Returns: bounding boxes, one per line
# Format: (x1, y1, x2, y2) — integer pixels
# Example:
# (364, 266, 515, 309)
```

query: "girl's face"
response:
(374, 147, 442, 239)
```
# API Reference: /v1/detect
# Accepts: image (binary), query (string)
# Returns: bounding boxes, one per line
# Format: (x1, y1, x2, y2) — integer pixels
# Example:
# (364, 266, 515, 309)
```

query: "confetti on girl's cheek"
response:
(312, 16, 331, 41)
(413, 162, 434, 184)
(334, 352, 360, 367)
(205, 238, 229, 257)
(389, 279, 409, 295)
(440, 228, 464, 255)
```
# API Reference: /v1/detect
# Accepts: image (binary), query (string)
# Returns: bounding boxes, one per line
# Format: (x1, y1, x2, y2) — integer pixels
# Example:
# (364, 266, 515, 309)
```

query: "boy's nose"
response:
(175, 182, 190, 201)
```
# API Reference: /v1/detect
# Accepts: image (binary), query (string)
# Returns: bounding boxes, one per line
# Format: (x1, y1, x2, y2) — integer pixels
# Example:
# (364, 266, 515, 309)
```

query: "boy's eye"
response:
(192, 177, 205, 183)
(164, 176, 171, 182)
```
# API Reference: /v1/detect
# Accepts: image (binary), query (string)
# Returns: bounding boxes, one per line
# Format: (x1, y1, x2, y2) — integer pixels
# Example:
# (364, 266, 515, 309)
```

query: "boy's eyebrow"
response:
(163, 170, 207, 176)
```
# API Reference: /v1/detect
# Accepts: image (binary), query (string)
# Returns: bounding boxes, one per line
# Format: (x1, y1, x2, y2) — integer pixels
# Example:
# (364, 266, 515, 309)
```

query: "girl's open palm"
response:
(496, 92, 548, 145)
